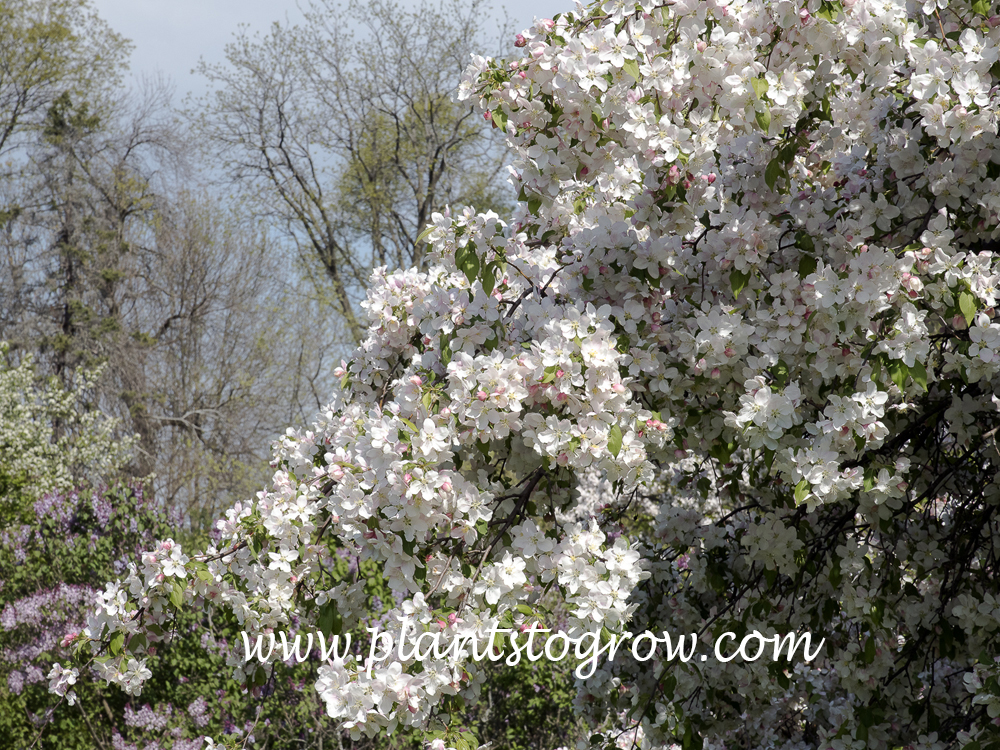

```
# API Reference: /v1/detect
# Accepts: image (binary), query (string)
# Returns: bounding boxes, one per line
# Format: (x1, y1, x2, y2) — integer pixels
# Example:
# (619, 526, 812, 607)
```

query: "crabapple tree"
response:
(76, 0, 1000, 748)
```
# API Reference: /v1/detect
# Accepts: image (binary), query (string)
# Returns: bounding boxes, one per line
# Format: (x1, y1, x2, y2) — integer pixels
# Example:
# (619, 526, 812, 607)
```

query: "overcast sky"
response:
(90, 0, 574, 101)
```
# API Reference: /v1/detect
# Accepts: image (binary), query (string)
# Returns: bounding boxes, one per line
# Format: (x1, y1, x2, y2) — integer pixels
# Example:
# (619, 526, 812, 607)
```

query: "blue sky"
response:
(90, 0, 574, 100)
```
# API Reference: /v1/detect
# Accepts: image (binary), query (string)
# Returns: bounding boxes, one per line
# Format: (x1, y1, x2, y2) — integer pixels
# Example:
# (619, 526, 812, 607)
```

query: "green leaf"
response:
(482, 262, 498, 296)
(772, 360, 790, 388)
(755, 106, 771, 132)
(887, 359, 908, 390)
(491, 108, 507, 132)
(662, 674, 677, 700)
(863, 636, 876, 664)
(170, 578, 185, 608)
(794, 479, 810, 505)
(709, 440, 735, 464)
(864, 468, 875, 492)
(909, 359, 928, 391)
(455, 246, 480, 285)
(751, 77, 769, 99)
(415, 224, 435, 245)
(608, 424, 623, 457)
(527, 195, 542, 214)
(765, 157, 783, 191)
(622, 58, 640, 80)
(973, 0, 991, 15)
(798, 253, 817, 277)
(317, 600, 343, 636)
(730, 268, 750, 299)
(109, 632, 125, 656)
(816, 0, 841, 21)
(959, 290, 978, 326)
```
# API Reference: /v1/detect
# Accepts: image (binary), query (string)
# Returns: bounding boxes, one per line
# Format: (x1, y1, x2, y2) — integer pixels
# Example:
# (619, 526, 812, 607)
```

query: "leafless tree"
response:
(191, 0, 515, 344)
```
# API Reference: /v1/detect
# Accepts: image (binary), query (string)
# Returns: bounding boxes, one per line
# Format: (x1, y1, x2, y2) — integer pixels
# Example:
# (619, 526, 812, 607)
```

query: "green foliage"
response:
(0, 0, 130, 160)
(460, 655, 590, 750)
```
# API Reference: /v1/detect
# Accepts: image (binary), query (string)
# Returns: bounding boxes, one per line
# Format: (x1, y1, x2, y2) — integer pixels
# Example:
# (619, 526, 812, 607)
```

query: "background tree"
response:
(191, 0, 515, 344)
(0, 0, 129, 167)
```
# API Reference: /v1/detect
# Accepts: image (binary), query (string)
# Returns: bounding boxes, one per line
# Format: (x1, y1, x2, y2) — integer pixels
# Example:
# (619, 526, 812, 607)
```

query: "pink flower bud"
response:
(514, 33, 527, 47)
(441, 480, 452, 493)
(477, 390, 489, 401)
(409, 375, 423, 386)
(697, 41, 707, 52)
(555, 369, 565, 378)
(710, 367, 721, 378)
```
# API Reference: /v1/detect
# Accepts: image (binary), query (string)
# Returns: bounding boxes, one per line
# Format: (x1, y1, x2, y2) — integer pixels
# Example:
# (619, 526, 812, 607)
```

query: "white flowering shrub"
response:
(0, 344, 133, 524)
(80, 0, 1000, 748)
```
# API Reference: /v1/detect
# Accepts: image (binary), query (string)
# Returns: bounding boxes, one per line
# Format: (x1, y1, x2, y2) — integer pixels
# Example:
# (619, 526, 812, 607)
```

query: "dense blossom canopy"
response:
(79, 0, 1000, 747)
